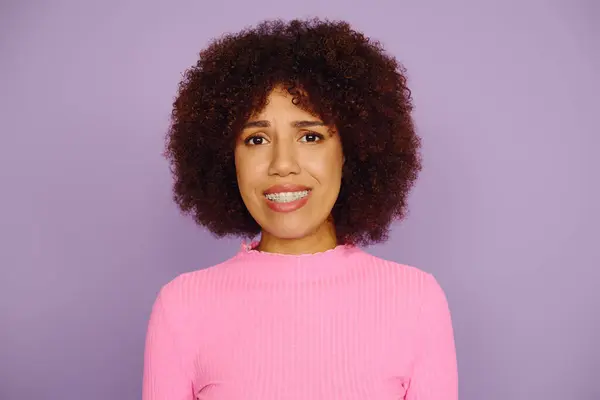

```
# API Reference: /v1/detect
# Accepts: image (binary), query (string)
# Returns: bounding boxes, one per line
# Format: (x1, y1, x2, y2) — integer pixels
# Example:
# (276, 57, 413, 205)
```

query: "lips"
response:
(263, 183, 311, 195)
(263, 183, 312, 213)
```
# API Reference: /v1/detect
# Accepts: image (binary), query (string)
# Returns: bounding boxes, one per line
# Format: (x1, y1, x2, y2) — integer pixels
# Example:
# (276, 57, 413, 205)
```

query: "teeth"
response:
(265, 190, 310, 203)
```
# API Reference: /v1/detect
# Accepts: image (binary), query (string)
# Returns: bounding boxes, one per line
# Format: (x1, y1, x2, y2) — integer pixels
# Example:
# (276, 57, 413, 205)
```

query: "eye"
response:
(244, 135, 268, 146)
(299, 132, 324, 143)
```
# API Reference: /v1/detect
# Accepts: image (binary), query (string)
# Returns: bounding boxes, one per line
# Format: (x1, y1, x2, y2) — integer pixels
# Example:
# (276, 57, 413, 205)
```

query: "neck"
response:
(257, 220, 338, 255)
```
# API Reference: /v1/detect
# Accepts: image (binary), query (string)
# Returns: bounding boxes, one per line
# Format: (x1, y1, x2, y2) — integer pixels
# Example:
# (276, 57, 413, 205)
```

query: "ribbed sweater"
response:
(142, 242, 458, 399)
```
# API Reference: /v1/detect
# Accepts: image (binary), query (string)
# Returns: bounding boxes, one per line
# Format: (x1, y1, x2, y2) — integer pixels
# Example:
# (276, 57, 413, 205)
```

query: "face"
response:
(234, 87, 344, 241)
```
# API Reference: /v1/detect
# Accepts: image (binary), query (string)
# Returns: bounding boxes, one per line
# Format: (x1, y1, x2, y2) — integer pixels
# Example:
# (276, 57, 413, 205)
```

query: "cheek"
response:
(319, 149, 344, 181)
(234, 150, 265, 195)
(234, 150, 251, 192)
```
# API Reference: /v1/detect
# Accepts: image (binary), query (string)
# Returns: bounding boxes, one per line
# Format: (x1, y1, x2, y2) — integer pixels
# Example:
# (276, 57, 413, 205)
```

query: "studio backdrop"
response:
(0, 1, 598, 399)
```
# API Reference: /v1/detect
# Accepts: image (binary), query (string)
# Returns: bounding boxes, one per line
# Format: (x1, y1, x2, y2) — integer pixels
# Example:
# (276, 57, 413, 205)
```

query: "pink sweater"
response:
(142, 242, 458, 400)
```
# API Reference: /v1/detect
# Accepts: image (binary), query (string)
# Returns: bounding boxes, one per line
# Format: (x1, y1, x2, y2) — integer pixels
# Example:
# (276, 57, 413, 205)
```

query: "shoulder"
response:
(358, 250, 436, 284)
(356, 249, 447, 300)
(151, 255, 240, 316)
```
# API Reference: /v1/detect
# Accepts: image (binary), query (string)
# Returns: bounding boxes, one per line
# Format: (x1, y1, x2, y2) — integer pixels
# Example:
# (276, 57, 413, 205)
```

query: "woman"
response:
(143, 18, 458, 400)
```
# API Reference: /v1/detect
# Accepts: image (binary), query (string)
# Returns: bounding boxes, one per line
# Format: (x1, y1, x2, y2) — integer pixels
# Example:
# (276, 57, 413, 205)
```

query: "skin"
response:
(234, 86, 344, 255)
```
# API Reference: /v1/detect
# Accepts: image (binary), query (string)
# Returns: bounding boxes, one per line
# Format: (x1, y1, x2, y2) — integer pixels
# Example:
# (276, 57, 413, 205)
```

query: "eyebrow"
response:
(242, 120, 326, 129)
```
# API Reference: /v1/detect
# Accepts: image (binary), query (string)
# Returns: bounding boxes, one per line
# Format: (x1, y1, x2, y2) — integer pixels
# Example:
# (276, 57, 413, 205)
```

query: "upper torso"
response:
(143, 244, 457, 400)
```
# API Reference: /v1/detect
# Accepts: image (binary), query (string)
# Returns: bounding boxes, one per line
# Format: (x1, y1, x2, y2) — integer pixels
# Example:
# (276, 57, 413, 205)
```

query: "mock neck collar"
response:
(229, 240, 364, 282)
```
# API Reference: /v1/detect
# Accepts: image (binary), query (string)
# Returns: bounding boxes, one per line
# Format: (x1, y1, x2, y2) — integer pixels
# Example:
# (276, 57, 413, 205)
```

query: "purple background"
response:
(1, 1, 598, 399)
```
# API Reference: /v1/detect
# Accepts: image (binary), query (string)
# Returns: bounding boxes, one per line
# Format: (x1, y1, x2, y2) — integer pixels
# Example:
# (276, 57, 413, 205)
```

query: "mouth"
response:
(264, 190, 311, 203)
(263, 184, 312, 212)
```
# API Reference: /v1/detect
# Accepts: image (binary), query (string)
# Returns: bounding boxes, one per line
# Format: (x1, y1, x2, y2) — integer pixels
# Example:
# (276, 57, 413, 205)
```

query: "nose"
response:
(268, 139, 300, 177)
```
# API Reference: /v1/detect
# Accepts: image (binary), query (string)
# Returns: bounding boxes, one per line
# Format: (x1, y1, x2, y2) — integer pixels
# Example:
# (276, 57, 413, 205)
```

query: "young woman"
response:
(143, 18, 458, 400)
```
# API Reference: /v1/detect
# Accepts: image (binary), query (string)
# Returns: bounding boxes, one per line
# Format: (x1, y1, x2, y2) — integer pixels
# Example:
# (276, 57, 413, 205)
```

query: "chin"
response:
(264, 225, 314, 240)
(260, 216, 320, 240)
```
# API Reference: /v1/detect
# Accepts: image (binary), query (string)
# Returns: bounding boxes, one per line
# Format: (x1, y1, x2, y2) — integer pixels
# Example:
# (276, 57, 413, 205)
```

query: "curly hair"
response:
(166, 18, 421, 246)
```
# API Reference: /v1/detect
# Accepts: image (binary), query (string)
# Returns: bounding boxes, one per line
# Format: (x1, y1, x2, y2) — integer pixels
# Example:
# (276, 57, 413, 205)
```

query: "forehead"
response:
(249, 86, 321, 122)
(255, 89, 302, 112)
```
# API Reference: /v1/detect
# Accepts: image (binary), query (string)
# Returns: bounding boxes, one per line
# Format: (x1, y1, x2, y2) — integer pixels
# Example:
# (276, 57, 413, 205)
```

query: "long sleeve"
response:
(142, 289, 194, 400)
(406, 274, 459, 400)
(140, 246, 459, 399)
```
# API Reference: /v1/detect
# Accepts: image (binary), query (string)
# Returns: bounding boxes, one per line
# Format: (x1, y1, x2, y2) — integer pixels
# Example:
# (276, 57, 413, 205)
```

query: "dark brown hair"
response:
(166, 18, 421, 246)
